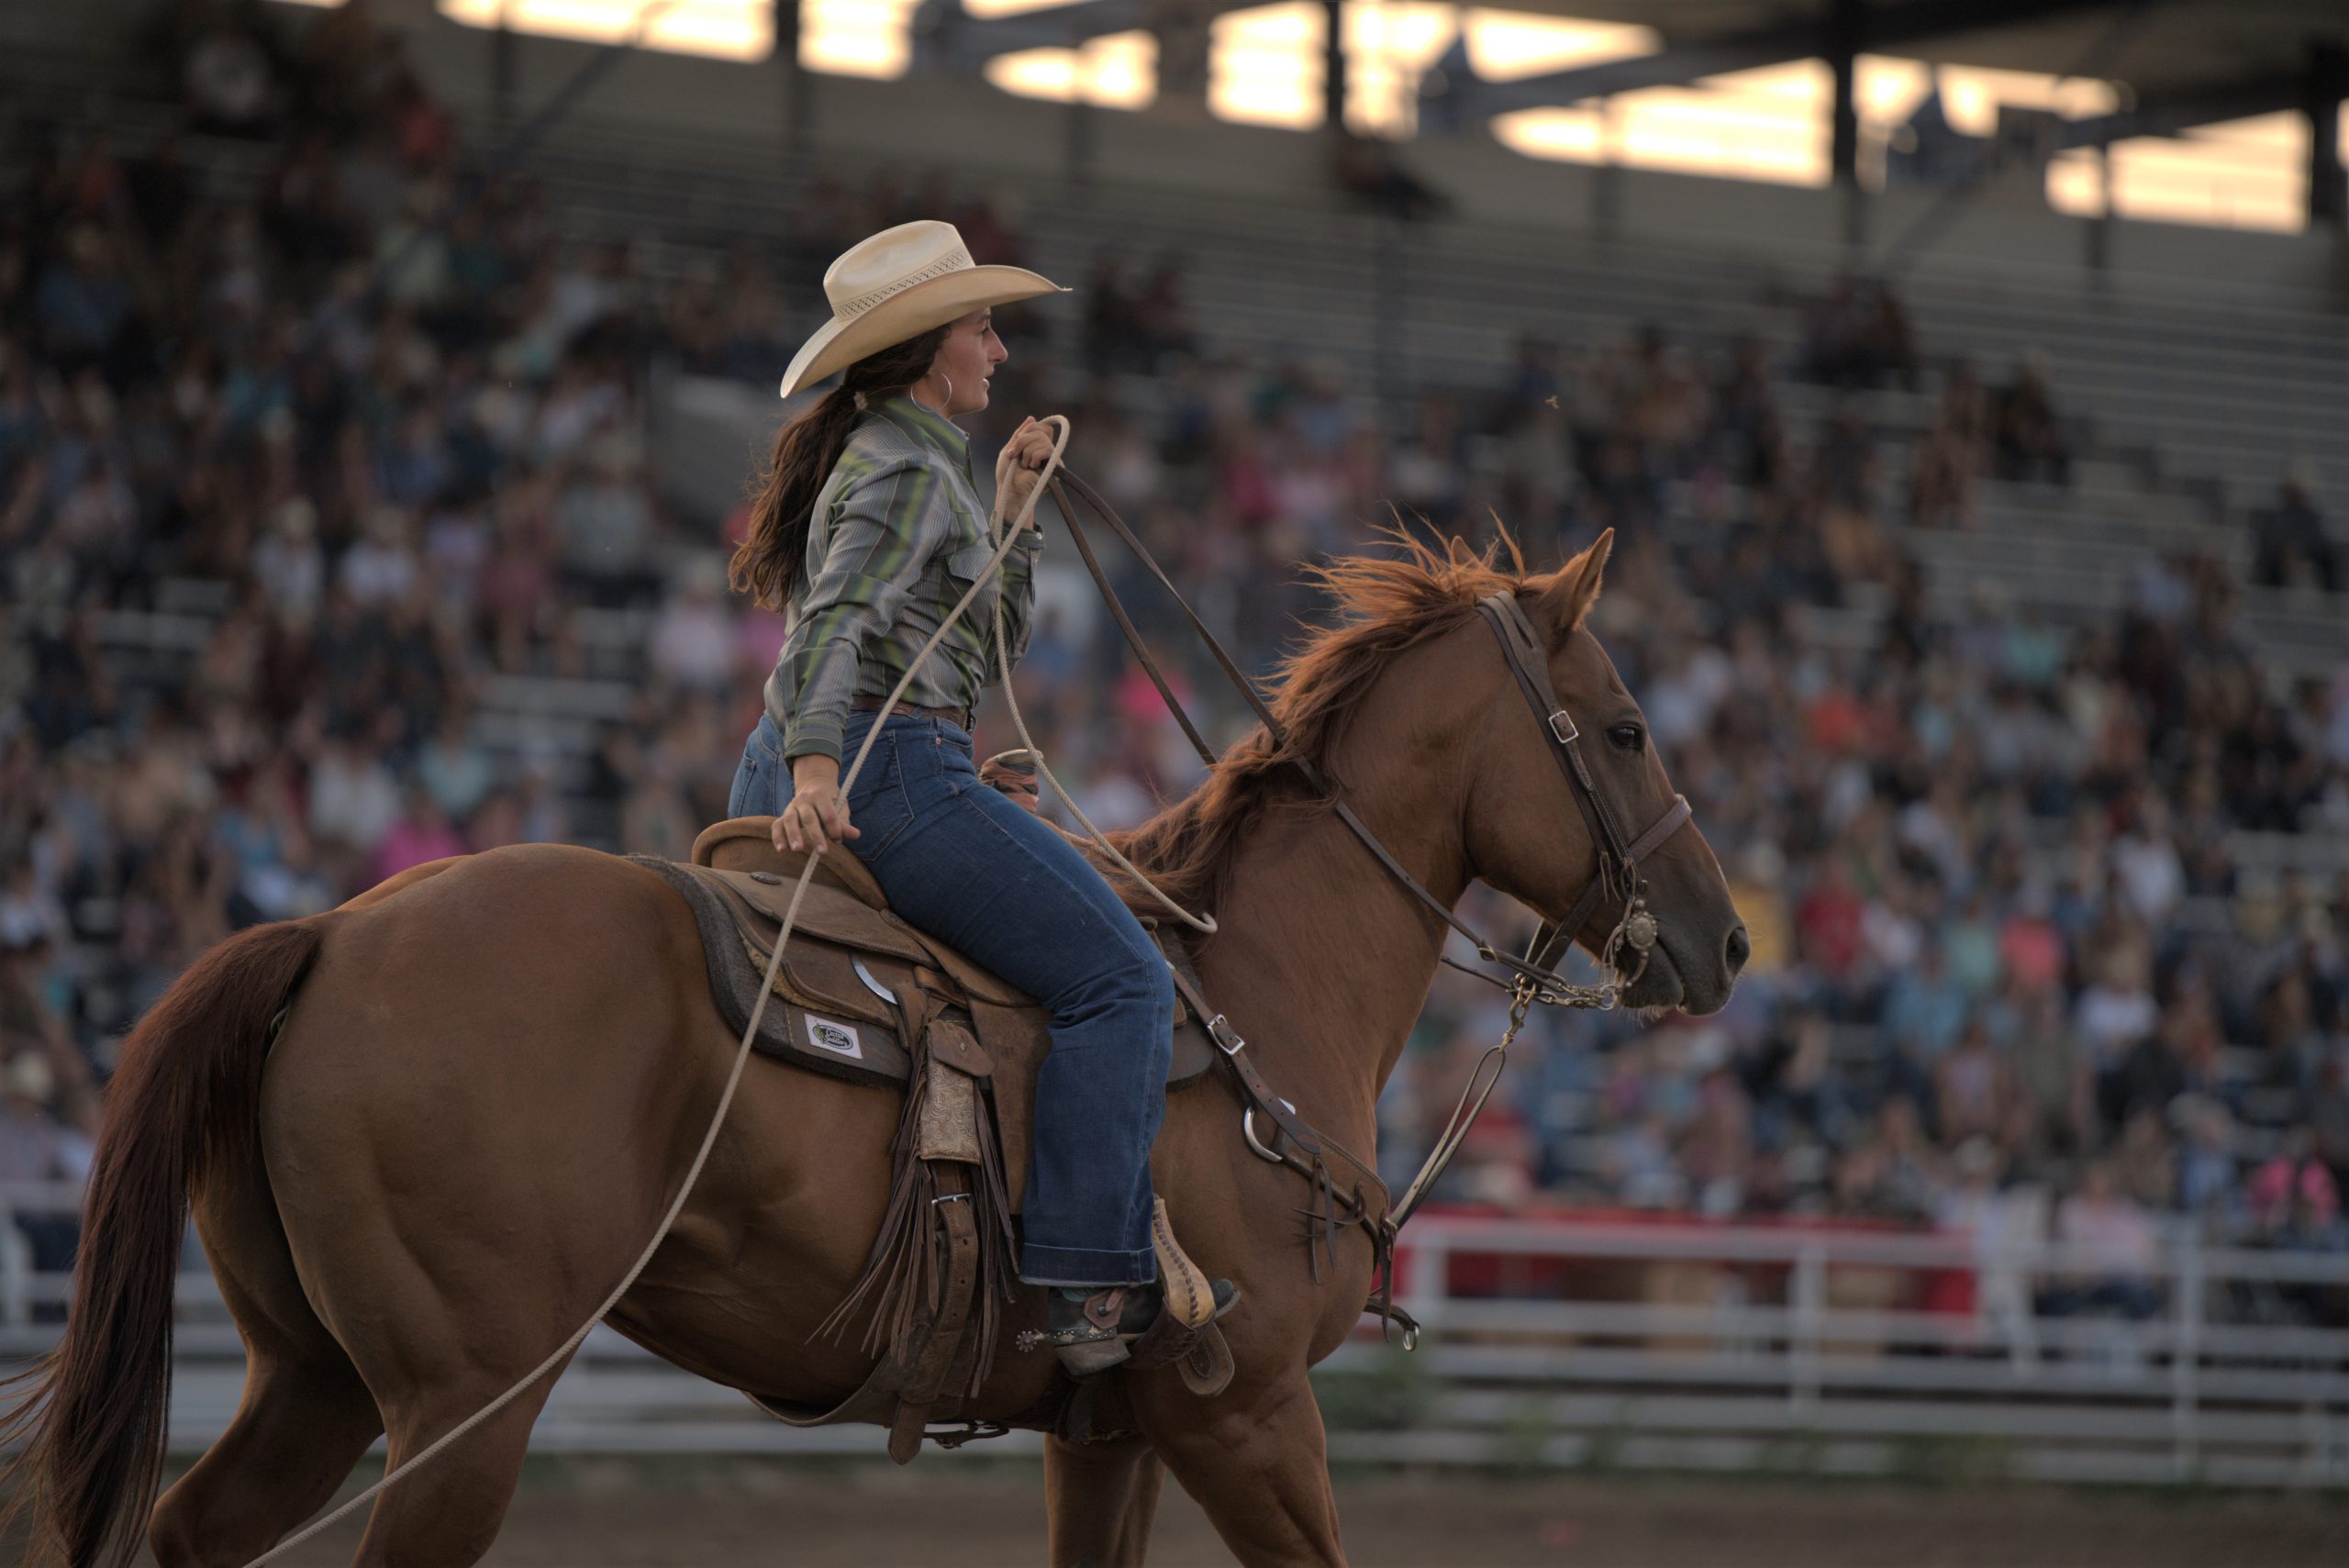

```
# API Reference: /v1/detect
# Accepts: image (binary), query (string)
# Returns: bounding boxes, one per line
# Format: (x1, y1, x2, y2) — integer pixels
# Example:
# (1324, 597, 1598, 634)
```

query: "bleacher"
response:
(9, 12, 2349, 1504)
(14, 39, 2343, 889)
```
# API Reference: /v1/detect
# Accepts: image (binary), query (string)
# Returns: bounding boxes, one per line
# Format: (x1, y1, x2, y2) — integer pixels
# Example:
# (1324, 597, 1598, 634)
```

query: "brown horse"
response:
(4, 528, 1746, 1567)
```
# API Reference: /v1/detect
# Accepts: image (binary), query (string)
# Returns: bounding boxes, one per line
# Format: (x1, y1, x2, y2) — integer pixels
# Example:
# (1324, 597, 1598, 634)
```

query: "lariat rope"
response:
(243, 411, 1206, 1563)
(985, 430, 1217, 934)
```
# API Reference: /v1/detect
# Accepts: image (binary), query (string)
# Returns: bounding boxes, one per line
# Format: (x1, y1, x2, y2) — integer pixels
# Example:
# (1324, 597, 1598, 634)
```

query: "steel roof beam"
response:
(2056, 70, 2307, 149)
(1420, 0, 2126, 124)
(912, 0, 1193, 74)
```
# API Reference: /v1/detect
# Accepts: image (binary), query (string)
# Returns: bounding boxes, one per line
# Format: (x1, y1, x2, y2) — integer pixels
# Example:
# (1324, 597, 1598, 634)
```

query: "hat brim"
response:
(779, 264, 1068, 399)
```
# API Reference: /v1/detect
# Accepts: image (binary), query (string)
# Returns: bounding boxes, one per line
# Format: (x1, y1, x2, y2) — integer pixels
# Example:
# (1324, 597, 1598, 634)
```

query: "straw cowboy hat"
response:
(778, 219, 1067, 399)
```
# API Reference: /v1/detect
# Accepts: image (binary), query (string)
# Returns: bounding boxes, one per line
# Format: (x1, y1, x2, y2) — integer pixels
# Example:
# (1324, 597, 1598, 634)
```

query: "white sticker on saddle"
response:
(802, 1015, 863, 1060)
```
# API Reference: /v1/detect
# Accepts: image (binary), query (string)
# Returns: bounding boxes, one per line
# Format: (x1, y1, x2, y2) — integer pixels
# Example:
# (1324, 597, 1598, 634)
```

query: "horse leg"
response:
(1140, 1373, 1346, 1567)
(1045, 1432, 1166, 1567)
(347, 1369, 568, 1568)
(151, 1118, 386, 1566)
(148, 1355, 383, 1568)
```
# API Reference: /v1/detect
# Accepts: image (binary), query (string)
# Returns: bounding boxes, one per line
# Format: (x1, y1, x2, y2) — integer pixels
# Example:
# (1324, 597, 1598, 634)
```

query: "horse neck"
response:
(1190, 679, 1476, 1149)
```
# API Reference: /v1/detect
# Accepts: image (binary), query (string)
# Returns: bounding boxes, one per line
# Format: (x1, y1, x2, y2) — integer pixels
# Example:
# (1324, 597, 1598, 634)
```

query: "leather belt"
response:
(852, 695, 973, 729)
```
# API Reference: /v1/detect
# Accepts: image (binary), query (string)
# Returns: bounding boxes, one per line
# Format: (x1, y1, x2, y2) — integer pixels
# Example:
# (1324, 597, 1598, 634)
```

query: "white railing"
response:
(6, 1188, 2347, 1482)
(1370, 1213, 2349, 1486)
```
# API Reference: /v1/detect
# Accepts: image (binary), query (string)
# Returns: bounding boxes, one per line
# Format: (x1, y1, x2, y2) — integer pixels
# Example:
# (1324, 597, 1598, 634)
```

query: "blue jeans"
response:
(729, 709, 1171, 1285)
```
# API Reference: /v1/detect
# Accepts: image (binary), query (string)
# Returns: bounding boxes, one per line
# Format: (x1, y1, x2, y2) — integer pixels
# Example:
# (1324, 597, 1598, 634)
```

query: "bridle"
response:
(1042, 472, 1698, 1251)
(1468, 590, 1694, 1005)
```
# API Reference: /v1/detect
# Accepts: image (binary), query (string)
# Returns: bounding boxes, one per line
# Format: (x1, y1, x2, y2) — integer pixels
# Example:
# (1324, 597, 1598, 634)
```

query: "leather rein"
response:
(1041, 472, 1697, 1321)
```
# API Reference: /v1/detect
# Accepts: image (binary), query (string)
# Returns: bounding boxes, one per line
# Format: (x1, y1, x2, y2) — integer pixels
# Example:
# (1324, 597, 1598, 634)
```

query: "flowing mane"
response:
(1106, 524, 1535, 919)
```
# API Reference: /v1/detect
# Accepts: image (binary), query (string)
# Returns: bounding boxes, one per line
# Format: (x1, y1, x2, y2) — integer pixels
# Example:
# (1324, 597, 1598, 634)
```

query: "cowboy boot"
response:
(1038, 1198, 1240, 1375)
(1041, 1278, 1241, 1376)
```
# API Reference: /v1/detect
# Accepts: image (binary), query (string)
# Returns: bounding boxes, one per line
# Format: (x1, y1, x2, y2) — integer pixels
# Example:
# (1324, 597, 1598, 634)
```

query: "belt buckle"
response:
(1547, 709, 1577, 744)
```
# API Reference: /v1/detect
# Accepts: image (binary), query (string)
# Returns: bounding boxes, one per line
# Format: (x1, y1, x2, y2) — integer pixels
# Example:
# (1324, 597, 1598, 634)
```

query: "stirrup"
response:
(1032, 1278, 1241, 1376)
(1149, 1195, 1218, 1329)
(1022, 1199, 1240, 1374)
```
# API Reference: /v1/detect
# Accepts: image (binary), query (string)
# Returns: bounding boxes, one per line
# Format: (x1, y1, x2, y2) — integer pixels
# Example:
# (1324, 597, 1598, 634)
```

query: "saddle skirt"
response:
(629, 817, 1218, 1213)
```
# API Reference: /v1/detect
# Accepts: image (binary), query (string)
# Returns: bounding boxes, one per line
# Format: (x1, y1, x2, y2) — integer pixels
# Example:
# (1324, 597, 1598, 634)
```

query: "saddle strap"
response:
(886, 1162, 982, 1463)
(1162, 964, 1321, 1159)
(1163, 962, 1394, 1235)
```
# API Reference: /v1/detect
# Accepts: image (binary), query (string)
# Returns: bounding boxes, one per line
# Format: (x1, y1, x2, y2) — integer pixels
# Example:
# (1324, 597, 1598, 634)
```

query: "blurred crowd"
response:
(3, 1, 2347, 1334)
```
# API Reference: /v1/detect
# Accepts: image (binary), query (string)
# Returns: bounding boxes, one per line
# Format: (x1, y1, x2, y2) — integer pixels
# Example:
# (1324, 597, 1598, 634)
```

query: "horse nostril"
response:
(1724, 923, 1751, 976)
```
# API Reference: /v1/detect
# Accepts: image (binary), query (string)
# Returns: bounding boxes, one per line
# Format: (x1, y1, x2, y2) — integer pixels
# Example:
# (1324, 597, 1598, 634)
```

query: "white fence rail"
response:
(1373, 1215, 2349, 1486)
(5, 1188, 2346, 1484)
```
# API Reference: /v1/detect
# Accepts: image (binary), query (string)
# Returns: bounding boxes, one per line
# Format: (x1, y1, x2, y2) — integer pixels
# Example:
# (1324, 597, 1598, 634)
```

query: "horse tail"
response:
(0, 915, 328, 1568)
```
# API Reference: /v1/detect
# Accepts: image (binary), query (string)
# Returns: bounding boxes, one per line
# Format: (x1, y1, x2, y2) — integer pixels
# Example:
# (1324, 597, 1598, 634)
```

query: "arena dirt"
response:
(119, 1457, 2349, 1566)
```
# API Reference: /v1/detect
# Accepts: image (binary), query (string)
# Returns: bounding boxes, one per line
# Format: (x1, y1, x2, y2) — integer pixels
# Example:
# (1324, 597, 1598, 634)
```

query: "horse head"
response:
(1462, 528, 1749, 1015)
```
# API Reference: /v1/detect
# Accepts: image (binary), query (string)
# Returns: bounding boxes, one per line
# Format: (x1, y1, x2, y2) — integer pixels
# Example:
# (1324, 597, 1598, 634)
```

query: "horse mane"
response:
(1104, 521, 1534, 918)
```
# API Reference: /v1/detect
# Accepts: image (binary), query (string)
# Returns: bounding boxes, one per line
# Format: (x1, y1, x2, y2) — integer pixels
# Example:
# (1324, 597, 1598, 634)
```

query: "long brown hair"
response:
(729, 325, 952, 610)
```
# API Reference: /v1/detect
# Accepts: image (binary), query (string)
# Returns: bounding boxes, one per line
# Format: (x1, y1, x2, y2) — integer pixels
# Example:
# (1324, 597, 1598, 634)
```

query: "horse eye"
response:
(1609, 724, 1645, 752)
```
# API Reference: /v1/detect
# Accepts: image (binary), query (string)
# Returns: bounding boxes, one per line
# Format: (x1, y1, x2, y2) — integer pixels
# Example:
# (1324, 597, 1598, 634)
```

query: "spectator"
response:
(2244, 1126, 2343, 1244)
(3, 0, 2347, 1352)
(0, 1051, 80, 1300)
(1326, 127, 1451, 223)
(2048, 1162, 2162, 1319)
(416, 707, 495, 824)
(649, 556, 739, 693)
(2250, 461, 2341, 594)
(307, 729, 402, 854)
(1990, 352, 2071, 485)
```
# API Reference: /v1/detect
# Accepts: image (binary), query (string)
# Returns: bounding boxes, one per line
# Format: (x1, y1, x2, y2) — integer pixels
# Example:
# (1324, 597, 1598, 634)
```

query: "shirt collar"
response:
(872, 393, 971, 473)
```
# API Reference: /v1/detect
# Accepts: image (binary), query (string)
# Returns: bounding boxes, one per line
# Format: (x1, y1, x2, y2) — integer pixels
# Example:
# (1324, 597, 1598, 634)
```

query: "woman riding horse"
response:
(724, 219, 1232, 1373)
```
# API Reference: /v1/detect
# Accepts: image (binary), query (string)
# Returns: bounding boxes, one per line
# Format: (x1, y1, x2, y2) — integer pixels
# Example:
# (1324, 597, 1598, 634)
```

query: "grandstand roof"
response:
(1446, 0, 2345, 124)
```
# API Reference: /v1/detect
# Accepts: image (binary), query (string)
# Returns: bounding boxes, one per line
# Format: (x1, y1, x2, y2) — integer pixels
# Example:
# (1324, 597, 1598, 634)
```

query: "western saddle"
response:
(624, 816, 1235, 1461)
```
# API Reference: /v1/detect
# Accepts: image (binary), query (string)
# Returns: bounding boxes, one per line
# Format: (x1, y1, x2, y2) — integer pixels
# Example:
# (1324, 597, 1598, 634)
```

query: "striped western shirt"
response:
(763, 394, 1044, 763)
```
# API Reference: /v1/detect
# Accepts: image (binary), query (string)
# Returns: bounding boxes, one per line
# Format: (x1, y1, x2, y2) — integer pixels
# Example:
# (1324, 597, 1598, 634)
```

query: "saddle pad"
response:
(629, 854, 1218, 1103)
(633, 855, 921, 1084)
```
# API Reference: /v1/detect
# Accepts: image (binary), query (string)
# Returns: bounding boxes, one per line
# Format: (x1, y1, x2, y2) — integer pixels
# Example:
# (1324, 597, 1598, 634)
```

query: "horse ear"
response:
(1531, 528, 1613, 649)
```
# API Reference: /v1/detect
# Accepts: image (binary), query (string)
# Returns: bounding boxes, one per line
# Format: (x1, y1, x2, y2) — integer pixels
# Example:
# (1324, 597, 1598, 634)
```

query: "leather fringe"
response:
(815, 1062, 1018, 1400)
(815, 1060, 940, 1367)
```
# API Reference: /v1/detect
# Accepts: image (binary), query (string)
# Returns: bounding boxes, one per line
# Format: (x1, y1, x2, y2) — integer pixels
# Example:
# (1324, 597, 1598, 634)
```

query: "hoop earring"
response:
(930, 370, 954, 409)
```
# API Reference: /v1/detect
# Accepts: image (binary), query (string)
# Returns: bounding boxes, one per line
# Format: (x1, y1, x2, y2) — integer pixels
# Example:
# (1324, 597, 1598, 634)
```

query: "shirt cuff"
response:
(781, 720, 843, 765)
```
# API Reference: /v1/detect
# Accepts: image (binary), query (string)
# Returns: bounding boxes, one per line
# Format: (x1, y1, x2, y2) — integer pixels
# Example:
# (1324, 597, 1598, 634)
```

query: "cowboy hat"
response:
(778, 220, 1067, 400)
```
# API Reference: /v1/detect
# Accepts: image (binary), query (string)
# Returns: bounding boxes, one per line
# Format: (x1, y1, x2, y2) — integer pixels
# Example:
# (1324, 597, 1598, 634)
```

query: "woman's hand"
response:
(995, 416, 1058, 524)
(775, 754, 862, 853)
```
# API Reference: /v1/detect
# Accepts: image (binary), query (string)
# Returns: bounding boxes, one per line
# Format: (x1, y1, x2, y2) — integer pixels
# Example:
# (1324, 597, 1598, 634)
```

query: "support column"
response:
(2085, 143, 2112, 285)
(1067, 95, 1097, 190)
(1323, 0, 1348, 131)
(1828, 0, 1865, 250)
(1593, 95, 1620, 243)
(1828, 0, 1860, 186)
(777, 0, 814, 157)
(492, 9, 518, 141)
(2306, 40, 2348, 233)
(1149, 0, 1213, 120)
